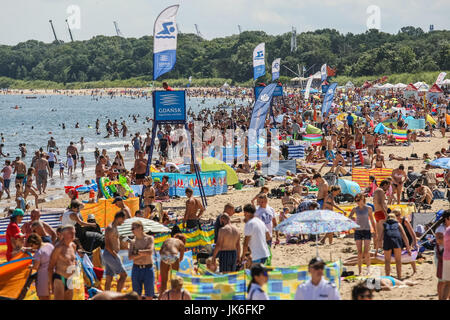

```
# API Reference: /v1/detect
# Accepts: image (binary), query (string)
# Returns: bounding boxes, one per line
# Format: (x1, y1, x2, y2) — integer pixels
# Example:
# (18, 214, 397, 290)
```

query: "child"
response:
(15, 183, 27, 211)
(66, 154, 74, 176)
(59, 159, 65, 179)
(80, 156, 86, 175)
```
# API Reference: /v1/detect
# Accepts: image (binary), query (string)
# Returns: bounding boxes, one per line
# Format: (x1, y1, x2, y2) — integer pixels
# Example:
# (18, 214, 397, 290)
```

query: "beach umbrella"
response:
(200, 157, 239, 185)
(116, 217, 170, 238)
(274, 210, 359, 256)
(430, 158, 450, 170)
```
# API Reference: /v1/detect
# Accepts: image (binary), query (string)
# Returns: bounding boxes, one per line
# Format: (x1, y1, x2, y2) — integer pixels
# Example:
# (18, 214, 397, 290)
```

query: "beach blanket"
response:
(392, 129, 407, 142)
(352, 168, 393, 189)
(326, 149, 368, 167)
(302, 134, 322, 146)
(212, 147, 268, 163)
(404, 118, 425, 130)
(287, 144, 306, 159)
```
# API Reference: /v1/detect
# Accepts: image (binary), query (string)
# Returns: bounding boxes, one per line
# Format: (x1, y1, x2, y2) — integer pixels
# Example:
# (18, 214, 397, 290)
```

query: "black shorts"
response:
(186, 219, 199, 229)
(71, 155, 76, 161)
(354, 230, 371, 241)
(49, 161, 55, 169)
(145, 146, 150, 154)
(346, 151, 354, 158)
(218, 250, 237, 273)
(321, 146, 326, 151)
(383, 236, 403, 251)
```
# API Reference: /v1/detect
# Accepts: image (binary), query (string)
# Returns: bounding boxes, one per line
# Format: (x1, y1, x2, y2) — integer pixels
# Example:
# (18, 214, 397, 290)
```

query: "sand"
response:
(1, 134, 448, 300)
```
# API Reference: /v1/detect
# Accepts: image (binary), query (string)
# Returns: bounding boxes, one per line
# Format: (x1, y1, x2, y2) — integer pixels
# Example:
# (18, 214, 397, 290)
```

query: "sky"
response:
(0, 0, 449, 45)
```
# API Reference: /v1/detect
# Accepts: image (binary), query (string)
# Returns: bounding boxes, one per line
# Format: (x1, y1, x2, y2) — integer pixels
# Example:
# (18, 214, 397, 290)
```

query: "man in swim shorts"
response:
(35, 153, 50, 194)
(313, 173, 328, 209)
(134, 151, 147, 185)
(66, 142, 79, 171)
(373, 180, 391, 255)
(211, 213, 241, 273)
(13, 157, 26, 185)
(48, 225, 78, 300)
(183, 187, 204, 229)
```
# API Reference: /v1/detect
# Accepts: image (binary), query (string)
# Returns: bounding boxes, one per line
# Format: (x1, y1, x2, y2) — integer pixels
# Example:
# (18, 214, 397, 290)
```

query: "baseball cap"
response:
(112, 196, 123, 204)
(250, 263, 269, 277)
(308, 257, 326, 268)
(11, 209, 25, 217)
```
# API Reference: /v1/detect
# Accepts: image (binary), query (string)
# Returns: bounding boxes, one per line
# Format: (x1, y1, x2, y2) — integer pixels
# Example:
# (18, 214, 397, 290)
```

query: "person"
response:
(47, 137, 56, 152)
(347, 112, 355, 135)
(247, 263, 269, 300)
(61, 200, 97, 228)
(22, 209, 57, 243)
(313, 173, 328, 209)
(27, 233, 54, 300)
(241, 204, 271, 264)
(159, 276, 192, 300)
(255, 193, 279, 246)
(442, 210, 450, 300)
(380, 213, 411, 279)
(80, 156, 86, 175)
(1, 160, 12, 199)
(251, 186, 269, 206)
(133, 151, 147, 185)
(132, 133, 142, 160)
(413, 184, 434, 205)
(103, 211, 128, 292)
(373, 180, 390, 255)
(214, 203, 235, 243)
(159, 234, 186, 295)
(112, 196, 132, 219)
(294, 257, 341, 300)
(13, 156, 27, 185)
(351, 283, 373, 300)
(35, 153, 50, 194)
(47, 148, 57, 178)
(90, 291, 139, 300)
(48, 225, 78, 300)
(394, 210, 417, 274)
(23, 167, 39, 208)
(320, 186, 346, 245)
(142, 177, 156, 219)
(348, 194, 377, 275)
(66, 142, 79, 171)
(391, 165, 407, 205)
(66, 154, 74, 176)
(59, 159, 65, 179)
(211, 213, 241, 273)
(155, 175, 170, 200)
(128, 220, 155, 300)
(183, 187, 205, 229)
(95, 155, 108, 199)
(6, 209, 25, 261)
(371, 148, 385, 169)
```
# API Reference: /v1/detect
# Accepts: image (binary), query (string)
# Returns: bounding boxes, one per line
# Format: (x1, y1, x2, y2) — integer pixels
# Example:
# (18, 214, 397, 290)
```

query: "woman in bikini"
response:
(371, 148, 385, 169)
(142, 177, 156, 219)
(391, 165, 407, 205)
(320, 186, 346, 245)
(24, 167, 39, 208)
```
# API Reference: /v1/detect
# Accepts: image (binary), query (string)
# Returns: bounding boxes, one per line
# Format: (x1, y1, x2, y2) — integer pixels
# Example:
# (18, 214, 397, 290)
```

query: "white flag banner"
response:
(153, 5, 180, 80)
(304, 76, 313, 100)
(253, 43, 265, 80)
(320, 64, 327, 82)
(436, 72, 447, 85)
(271, 58, 281, 81)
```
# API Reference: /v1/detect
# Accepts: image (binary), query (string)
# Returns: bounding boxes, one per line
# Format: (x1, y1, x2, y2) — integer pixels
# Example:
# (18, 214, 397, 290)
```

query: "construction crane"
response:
(194, 24, 204, 38)
(238, 25, 242, 34)
(49, 20, 59, 43)
(65, 19, 74, 42)
(113, 21, 123, 37)
(290, 26, 297, 52)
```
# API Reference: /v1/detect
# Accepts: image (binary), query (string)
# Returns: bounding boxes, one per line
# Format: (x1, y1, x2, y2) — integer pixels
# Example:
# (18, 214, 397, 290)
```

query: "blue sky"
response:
(0, 0, 449, 45)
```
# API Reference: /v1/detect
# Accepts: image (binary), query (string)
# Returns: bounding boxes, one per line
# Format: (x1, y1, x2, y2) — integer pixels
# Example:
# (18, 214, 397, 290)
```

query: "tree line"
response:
(0, 26, 448, 85)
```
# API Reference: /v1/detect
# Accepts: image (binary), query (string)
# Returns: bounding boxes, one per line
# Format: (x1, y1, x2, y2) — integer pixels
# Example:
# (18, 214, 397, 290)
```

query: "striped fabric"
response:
(211, 147, 267, 163)
(392, 129, 408, 141)
(0, 210, 63, 234)
(352, 168, 393, 189)
(302, 134, 322, 146)
(287, 145, 306, 159)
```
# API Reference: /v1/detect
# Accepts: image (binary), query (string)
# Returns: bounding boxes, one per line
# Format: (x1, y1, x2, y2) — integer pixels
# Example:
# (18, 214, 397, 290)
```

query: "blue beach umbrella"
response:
(430, 158, 450, 170)
(274, 210, 359, 256)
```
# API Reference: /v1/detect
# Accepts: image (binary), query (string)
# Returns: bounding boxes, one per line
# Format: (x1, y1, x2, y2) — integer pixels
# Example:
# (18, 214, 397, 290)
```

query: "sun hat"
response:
(11, 209, 25, 217)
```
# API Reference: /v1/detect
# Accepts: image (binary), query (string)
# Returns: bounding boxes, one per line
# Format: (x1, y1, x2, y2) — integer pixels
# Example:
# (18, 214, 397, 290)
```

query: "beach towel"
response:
(392, 129, 408, 142)
(287, 144, 306, 159)
(404, 118, 425, 130)
(302, 134, 322, 146)
(352, 168, 393, 189)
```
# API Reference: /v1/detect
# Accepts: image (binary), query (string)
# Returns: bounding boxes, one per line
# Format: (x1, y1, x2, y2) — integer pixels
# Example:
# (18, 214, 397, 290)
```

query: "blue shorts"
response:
(3, 179, 10, 190)
(317, 199, 324, 209)
(102, 250, 126, 277)
(253, 257, 268, 264)
(131, 265, 155, 297)
(354, 229, 371, 241)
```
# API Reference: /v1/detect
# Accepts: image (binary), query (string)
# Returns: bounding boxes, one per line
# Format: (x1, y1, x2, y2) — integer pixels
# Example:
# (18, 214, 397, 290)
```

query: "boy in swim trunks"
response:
(373, 180, 391, 255)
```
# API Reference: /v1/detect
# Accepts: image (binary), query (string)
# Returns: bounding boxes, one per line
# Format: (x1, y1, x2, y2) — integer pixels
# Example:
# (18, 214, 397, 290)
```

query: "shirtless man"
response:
(183, 187, 205, 229)
(134, 151, 147, 185)
(142, 177, 156, 219)
(128, 220, 155, 299)
(132, 133, 142, 160)
(13, 156, 26, 185)
(364, 131, 375, 160)
(159, 234, 186, 296)
(103, 211, 127, 292)
(22, 209, 56, 243)
(48, 225, 78, 300)
(211, 213, 241, 273)
(413, 184, 434, 205)
(143, 132, 152, 155)
(66, 142, 79, 171)
(95, 155, 108, 199)
(35, 153, 50, 194)
(112, 197, 132, 219)
(47, 137, 56, 152)
(371, 148, 385, 169)
(373, 180, 391, 255)
(313, 173, 329, 209)
(391, 165, 407, 205)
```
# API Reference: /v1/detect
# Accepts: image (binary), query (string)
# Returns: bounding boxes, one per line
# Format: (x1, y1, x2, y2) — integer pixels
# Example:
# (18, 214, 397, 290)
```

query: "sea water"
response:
(0, 94, 244, 191)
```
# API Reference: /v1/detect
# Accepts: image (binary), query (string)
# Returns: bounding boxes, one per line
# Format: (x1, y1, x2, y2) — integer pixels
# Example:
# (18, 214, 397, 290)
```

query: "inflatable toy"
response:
(98, 175, 135, 199)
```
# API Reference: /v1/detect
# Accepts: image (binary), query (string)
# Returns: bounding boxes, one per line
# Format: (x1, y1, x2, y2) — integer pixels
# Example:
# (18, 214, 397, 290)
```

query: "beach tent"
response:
(404, 83, 418, 99)
(338, 179, 361, 197)
(200, 157, 238, 185)
(374, 122, 389, 134)
(394, 83, 407, 89)
(426, 83, 444, 103)
(306, 124, 322, 134)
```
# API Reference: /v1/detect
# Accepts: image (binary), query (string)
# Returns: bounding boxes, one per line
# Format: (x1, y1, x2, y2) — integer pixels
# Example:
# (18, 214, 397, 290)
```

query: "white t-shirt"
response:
(48, 152, 56, 162)
(244, 217, 270, 261)
(255, 206, 276, 236)
(61, 210, 81, 226)
(294, 278, 341, 300)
